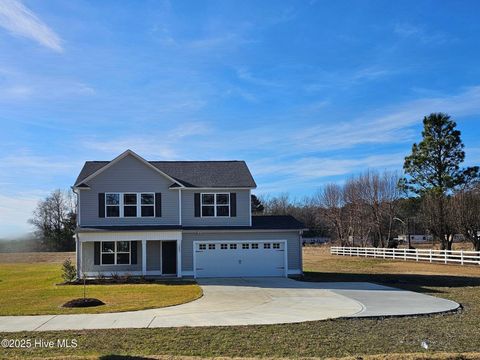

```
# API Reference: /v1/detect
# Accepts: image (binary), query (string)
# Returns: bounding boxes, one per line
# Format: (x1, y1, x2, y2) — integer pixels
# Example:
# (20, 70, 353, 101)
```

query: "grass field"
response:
(0, 252, 202, 315)
(1, 247, 480, 359)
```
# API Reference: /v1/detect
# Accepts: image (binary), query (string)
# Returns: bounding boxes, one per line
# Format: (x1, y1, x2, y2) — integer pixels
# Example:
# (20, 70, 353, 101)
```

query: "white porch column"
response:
(76, 235, 82, 279)
(142, 240, 147, 276)
(177, 238, 182, 278)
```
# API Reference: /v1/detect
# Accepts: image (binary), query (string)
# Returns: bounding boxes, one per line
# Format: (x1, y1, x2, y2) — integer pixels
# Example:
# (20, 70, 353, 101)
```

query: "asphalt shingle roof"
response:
(74, 160, 257, 188)
(77, 215, 305, 232)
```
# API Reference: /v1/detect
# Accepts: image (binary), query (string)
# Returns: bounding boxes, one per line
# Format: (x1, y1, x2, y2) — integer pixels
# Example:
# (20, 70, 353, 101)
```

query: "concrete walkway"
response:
(0, 278, 459, 332)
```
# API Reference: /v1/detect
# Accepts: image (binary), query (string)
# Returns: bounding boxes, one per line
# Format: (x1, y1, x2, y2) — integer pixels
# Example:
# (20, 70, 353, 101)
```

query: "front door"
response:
(162, 241, 177, 275)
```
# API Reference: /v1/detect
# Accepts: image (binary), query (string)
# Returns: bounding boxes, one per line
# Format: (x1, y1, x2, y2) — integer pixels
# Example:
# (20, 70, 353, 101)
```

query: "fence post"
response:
(416, 249, 419, 262)
(383, 248, 385, 259)
(429, 249, 432, 263)
(461, 250, 464, 265)
(393, 248, 395, 260)
(444, 250, 447, 264)
(404, 248, 407, 261)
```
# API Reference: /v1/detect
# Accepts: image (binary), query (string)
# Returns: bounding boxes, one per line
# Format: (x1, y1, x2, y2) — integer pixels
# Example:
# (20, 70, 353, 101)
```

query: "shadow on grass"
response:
(303, 271, 480, 294)
(100, 356, 153, 360)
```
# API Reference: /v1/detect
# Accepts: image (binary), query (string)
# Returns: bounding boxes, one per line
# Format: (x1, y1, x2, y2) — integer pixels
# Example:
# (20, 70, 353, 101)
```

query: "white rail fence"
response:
(331, 246, 480, 266)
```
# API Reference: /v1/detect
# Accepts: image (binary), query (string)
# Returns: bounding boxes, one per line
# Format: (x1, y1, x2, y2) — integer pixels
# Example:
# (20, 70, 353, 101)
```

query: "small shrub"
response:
(96, 273, 106, 281)
(111, 272, 120, 281)
(61, 258, 77, 283)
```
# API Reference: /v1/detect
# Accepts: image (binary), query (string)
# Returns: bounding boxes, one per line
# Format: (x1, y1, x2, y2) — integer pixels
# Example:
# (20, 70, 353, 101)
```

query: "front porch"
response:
(76, 230, 182, 278)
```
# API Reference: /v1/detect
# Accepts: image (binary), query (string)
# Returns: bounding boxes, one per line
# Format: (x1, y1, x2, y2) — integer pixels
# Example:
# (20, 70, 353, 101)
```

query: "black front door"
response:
(162, 241, 177, 275)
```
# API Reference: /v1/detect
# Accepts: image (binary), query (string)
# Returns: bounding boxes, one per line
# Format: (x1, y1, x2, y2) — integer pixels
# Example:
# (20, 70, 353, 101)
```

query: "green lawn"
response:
(1, 248, 480, 359)
(0, 261, 202, 315)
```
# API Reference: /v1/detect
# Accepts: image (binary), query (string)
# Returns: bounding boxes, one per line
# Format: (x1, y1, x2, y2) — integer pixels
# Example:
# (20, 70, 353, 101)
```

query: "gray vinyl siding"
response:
(79, 154, 179, 226)
(181, 231, 301, 272)
(81, 241, 142, 273)
(181, 189, 250, 226)
(146, 241, 161, 271)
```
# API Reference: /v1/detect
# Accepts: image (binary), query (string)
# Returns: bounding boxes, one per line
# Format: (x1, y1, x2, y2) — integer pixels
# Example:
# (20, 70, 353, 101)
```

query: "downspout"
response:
(178, 189, 182, 225)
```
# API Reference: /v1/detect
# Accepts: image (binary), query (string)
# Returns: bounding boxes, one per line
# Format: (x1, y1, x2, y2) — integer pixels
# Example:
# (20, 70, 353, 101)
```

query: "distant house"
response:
(73, 150, 305, 278)
(396, 234, 433, 243)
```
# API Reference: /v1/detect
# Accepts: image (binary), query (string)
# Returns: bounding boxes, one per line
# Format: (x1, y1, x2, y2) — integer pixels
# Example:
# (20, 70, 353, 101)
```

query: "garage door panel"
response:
(195, 241, 286, 278)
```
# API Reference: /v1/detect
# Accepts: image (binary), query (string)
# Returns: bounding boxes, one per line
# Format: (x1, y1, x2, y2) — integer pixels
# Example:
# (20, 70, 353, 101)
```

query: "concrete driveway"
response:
(0, 278, 459, 332)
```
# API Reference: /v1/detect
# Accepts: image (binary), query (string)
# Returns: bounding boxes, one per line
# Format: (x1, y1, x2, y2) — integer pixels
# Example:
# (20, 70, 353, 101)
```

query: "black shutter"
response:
(94, 242, 100, 265)
(98, 193, 105, 218)
(155, 193, 162, 217)
(230, 193, 237, 217)
(131, 241, 137, 264)
(194, 193, 200, 217)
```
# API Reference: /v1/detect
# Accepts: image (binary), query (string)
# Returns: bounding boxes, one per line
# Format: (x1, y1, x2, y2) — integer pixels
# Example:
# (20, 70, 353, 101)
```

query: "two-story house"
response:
(73, 150, 305, 278)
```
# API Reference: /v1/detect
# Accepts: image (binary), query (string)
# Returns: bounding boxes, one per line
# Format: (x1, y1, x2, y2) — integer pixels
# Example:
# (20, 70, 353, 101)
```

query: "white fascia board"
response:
(78, 230, 182, 242)
(182, 229, 302, 233)
(180, 187, 255, 190)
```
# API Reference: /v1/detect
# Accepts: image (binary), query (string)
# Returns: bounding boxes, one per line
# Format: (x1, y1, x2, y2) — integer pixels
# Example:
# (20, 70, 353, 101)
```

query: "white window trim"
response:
(200, 193, 230, 218)
(100, 241, 131, 265)
(105, 192, 155, 218)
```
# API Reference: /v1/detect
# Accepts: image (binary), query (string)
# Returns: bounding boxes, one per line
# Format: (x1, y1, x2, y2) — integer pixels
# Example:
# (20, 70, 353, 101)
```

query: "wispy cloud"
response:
(0, 0, 62, 52)
(78, 86, 480, 164)
(81, 122, 213, 160)
(235, 67, 282, 88)
(0, 81, 94, 101)
(304, 65, 398, 93)
(250, 152, 405, 194)
(394, 23, 452, 44)
(0, 65, 95, 101)
(293, 86, 480, 154)
(252, 153, 403, 179)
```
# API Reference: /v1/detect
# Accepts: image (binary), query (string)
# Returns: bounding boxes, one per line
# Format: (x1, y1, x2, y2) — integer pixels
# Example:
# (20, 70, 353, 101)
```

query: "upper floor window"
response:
(201, 193, 230, 217)
(106, 193, 120, 217)
(105, 192, 155, 218)
(141, 193, 155, 217)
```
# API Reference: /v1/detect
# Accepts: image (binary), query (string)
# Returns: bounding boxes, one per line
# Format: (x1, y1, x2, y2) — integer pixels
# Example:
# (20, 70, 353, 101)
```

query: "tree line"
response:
(255, 113, 480, 251)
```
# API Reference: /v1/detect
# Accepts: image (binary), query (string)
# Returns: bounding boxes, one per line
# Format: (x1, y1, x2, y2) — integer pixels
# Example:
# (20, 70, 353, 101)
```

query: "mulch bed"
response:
(61, 278, 196, 285)
(62, 298, 105, 308)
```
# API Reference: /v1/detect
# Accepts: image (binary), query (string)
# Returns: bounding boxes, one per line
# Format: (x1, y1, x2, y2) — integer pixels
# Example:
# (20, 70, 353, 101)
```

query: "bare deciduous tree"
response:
(315, 184, 350, 245)
(29, 189, 76, 251)
(420, 193, 456, 250)
(452, 187, 480, 251)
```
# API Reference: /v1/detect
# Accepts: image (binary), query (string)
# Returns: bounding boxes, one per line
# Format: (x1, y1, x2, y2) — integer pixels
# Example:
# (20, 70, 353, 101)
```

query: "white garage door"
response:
(194, 241, 286, 278)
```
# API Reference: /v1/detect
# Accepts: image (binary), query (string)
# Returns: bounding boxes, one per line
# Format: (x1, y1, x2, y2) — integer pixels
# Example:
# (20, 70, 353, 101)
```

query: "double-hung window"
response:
(101, 241, 130, 265)
(106, 193, 120, 217)
(123, 193, 137, 217)
(140, 193, 155, 217)
(201, 193, 230, 217)
(105, 193, 155, 218)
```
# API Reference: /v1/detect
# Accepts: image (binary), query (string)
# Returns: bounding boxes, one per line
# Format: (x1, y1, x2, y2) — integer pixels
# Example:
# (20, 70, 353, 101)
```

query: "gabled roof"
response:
(74, 150, 185, 188)
(74, 150, 257, 189)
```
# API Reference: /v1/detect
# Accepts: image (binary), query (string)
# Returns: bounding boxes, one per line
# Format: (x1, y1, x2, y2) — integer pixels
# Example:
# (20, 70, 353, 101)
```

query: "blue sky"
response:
(1, 0, 480, 237)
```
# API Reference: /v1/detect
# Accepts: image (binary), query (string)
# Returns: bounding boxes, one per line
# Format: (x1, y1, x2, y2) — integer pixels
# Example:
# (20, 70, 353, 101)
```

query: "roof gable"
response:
(74, 150, 184, 188)
(74, 151, 257, 189)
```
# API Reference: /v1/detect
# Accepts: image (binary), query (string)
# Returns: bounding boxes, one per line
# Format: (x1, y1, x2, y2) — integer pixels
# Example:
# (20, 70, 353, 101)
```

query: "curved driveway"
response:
(0, 278, 459, 332)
